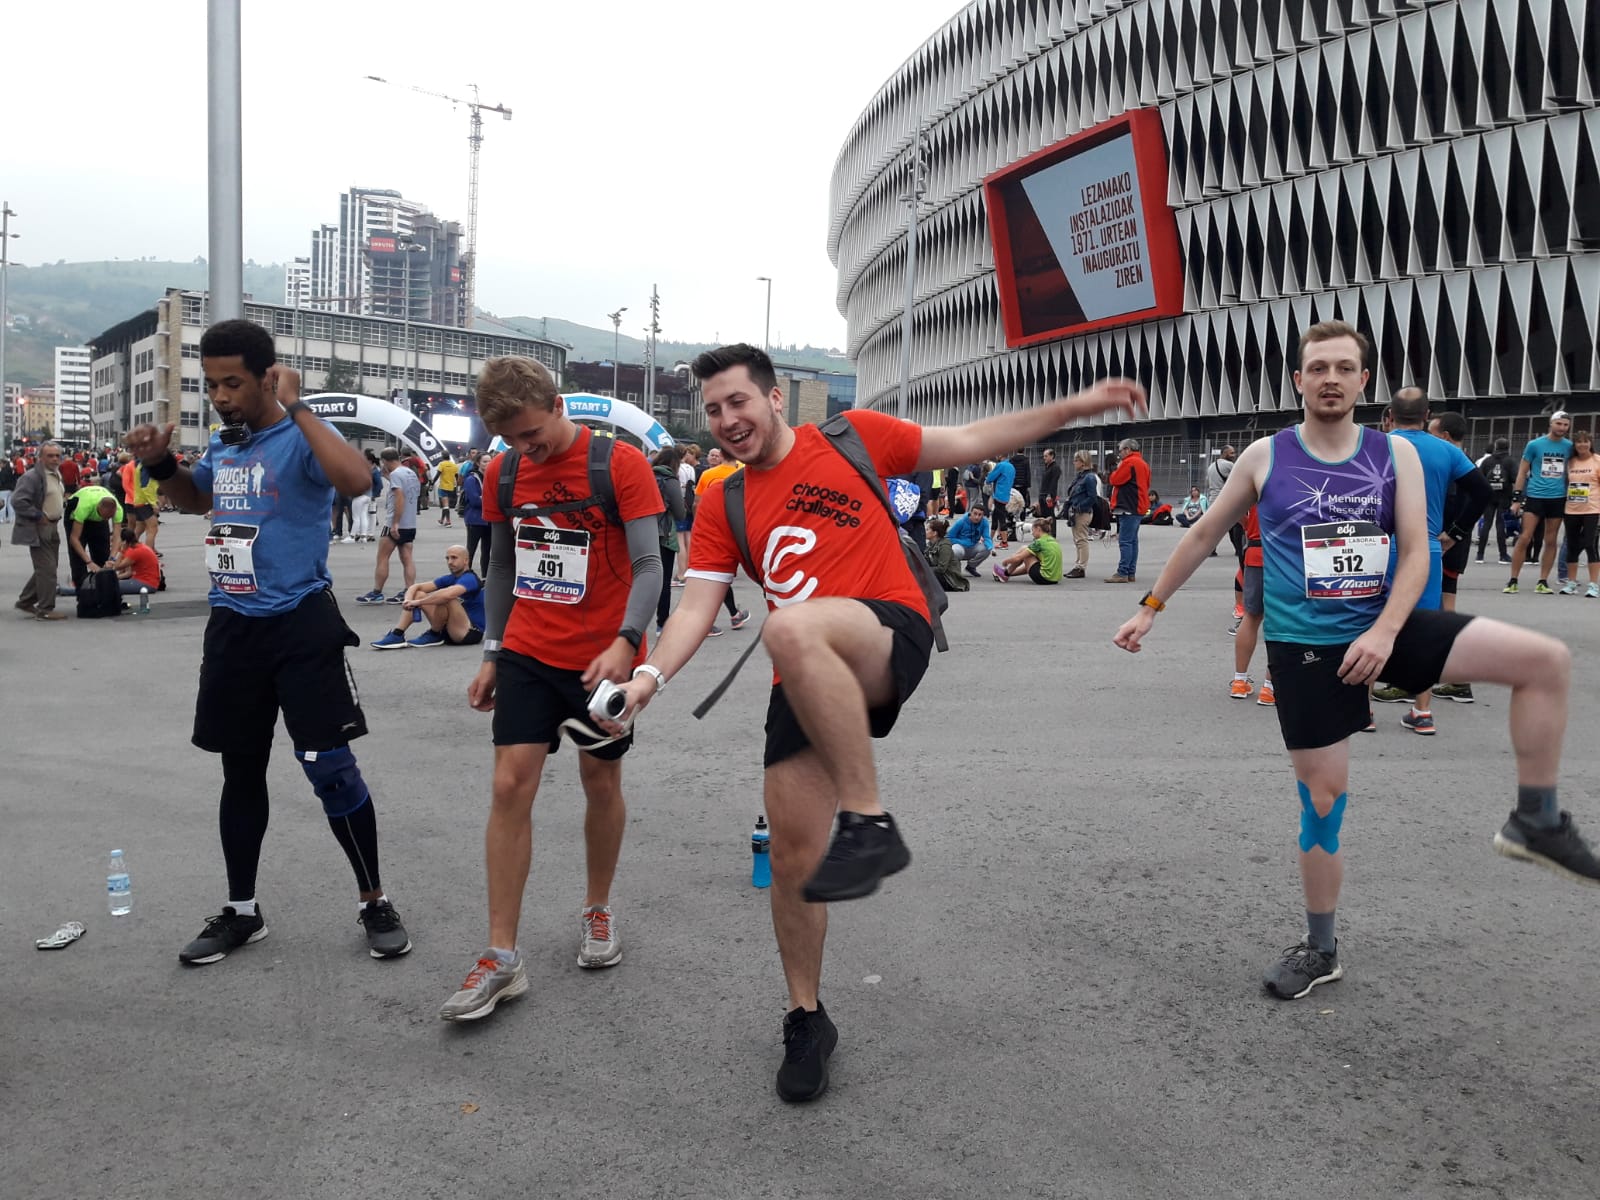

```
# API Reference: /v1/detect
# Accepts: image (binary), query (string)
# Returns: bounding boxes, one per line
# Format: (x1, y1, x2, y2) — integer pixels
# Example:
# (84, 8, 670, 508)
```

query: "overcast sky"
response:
(6, 1, 965, 351)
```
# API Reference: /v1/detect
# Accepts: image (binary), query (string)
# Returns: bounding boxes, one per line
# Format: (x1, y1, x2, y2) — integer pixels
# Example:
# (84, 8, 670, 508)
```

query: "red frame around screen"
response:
(984, 108, 1183, 348)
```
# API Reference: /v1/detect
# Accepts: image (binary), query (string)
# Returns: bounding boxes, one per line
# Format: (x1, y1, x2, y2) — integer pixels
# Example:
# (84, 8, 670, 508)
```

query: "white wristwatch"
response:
(632, 664, 666, 692)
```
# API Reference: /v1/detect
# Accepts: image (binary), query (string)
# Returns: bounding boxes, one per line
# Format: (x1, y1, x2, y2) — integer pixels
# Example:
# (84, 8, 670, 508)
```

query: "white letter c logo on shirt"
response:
(762, 525, 819, 607)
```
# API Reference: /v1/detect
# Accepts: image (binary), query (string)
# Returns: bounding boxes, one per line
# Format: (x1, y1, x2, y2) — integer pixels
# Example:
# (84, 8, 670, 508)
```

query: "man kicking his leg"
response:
(1115, 320, 1600, 1000)
(611, 344, 1142, 1100)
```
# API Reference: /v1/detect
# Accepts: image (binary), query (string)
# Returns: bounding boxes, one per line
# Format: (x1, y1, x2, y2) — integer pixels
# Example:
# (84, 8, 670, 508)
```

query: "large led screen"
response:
(984, 109, 1183, 347)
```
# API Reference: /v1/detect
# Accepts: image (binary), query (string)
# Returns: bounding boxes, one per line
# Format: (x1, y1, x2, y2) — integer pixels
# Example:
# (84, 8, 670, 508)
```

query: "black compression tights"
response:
(218, 750, 383, 900)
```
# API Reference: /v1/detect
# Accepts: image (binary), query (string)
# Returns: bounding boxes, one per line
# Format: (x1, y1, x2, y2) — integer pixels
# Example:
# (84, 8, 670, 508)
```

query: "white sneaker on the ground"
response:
(578, 905, 622, 968)
(342, 535, 355, 544)
(438, 952, 528, 1021)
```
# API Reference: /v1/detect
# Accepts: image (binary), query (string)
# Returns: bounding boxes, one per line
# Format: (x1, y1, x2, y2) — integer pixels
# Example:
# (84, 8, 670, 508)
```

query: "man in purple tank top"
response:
(1114, 319, 1600, 1001)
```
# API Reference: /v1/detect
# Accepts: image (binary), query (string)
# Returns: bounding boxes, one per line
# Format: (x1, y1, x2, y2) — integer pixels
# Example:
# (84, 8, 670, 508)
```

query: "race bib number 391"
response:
(1301, 521, 1389, 600)
(514, 521, 589, 604)
(205, 522, 260, 595)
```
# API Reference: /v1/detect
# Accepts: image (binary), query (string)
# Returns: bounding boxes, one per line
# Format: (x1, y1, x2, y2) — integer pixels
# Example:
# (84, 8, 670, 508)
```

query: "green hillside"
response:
(489, 314, 853, 375)
(0, 260, 856, 387)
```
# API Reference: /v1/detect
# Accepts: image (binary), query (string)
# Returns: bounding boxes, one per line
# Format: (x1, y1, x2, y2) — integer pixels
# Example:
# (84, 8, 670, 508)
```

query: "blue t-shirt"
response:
(1391, 429, 1477, 547)
(1521, 436, 1573, 500)
(985, 460, 1016, 503)
(436, 568, 485, 627)
(190, 417, 336, 616)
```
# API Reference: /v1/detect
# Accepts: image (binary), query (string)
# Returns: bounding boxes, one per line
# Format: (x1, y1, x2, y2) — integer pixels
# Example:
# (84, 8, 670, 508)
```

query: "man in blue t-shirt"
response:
(946, 502, 994, 575)
(125, 318, 412, 966)
(1506, 410, 1574, 594)
(370, 543, 486, 649)
(1374, 390, 1491, 732)
(985, 456, 1017, 543)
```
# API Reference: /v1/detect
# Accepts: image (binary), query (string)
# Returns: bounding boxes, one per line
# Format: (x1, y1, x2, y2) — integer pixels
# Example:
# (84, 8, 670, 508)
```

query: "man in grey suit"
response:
(12, 442, 67, 620)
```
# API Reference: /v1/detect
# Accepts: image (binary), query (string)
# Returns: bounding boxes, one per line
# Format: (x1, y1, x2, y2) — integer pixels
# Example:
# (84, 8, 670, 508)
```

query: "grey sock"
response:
(1516, 785, 1561, 830)
(1306, 910, 1336, 955)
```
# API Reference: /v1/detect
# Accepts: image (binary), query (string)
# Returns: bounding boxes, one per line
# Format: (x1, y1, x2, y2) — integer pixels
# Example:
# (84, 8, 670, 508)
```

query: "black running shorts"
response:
(762, 599, 934, 768)
(1523, 495, 1566, 521)
(491, 648, 631, 759)
(1266, 609, 1477, 750)
(1441, 536, 1472, 594)
(193, 589, 366, 755)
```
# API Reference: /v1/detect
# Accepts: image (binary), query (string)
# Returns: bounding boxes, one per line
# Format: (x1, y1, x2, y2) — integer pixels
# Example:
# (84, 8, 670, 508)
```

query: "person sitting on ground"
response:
(1175, 486, 1209, 528)
(1141, 490, 1174, 525)
(370, 543, 486, 649)
(108, 527, 162, 595)
(924, 517, 969, 592)
(994, 516, 1064, 584)
(946, 501, 994, 576)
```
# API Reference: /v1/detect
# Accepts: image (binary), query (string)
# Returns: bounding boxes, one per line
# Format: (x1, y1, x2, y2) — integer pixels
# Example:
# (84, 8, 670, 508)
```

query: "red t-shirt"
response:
(120, 542, 161, 589)
(481, 427, 663, 671)
(688, 411, 929, 632)
(60, 460, 80, 488)
(1243, 506, 1264, 568)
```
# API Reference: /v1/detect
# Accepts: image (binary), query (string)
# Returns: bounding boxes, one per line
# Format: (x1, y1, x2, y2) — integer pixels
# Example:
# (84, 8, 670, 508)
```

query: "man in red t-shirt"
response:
(1228, 506, 1276, 706)
(438, 356, 664, 1025)
(611, 343, 1143, 1101)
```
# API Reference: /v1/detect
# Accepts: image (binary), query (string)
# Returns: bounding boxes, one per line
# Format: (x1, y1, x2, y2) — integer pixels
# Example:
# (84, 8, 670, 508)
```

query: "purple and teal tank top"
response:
(1259, 426, 1396, 645)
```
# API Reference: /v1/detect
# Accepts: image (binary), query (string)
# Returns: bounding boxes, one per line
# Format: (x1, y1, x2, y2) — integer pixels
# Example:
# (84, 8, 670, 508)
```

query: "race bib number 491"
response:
(514, 521, 589, 604)
(1301, 521, 1389, 599)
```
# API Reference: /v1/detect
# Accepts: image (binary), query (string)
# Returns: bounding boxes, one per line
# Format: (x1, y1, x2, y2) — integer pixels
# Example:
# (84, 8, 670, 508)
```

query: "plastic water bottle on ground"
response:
(751, 815, 771, 889)
(107, 850, 132, 916)
(137, 587, 150, 614)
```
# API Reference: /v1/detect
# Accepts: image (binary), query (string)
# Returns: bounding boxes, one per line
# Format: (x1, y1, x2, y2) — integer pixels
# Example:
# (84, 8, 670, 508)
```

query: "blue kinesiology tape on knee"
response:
(295, 746, 371, 819)
(1297, 781, 1348, 855)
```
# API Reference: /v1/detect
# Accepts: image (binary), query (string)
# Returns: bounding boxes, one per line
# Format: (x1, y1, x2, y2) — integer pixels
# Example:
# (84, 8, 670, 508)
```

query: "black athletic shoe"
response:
(776, 1003, 838, 1103)
(801, 812, 911, 902)
(1263, 939, 1343, 999)
(359, 899, 413, 958)
(179, 906, 268, 965)
(1494, 812, 1600, 887)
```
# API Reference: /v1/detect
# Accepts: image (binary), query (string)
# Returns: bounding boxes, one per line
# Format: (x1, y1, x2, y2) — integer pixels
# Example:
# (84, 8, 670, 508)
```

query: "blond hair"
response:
(475, 357, 559, 431)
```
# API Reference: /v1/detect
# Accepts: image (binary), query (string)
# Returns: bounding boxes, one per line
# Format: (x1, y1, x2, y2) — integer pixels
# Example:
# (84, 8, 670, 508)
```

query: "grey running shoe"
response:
(1494, 812, 1600, 887)
(358, 899, 412, 958)
(1263, 940, 1343, 999)
(179, 906, 268, 965)
(578, 905, 622, 968)
(438, 953, 529, 1021)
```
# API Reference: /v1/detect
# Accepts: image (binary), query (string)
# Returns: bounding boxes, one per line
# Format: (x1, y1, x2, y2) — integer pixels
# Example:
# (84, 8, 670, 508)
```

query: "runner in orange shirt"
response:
(438, 356, 664, 1024)
(692, 447, 750, 635)
(610, 343, 1142, 1101)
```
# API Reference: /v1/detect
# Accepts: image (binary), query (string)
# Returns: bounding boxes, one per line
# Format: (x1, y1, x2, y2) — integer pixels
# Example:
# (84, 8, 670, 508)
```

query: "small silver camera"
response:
(587, 679, 629, 723)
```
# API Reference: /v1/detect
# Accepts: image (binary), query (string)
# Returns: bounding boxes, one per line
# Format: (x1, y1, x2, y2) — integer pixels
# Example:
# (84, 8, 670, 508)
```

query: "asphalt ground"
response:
(3, 513, 1598, 1200)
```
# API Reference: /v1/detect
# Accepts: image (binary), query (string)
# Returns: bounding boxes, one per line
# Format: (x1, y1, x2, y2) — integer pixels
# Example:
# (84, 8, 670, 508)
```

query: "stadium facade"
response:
(829, 0, 1600, 473)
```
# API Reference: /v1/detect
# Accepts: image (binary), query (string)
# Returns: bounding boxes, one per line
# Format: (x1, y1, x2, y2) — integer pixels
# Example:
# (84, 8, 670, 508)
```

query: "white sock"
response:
(1234, 672, 1249, 682)
(360, 894, 388, 913)
(489, 946, 518, 963)
(230, 898, 257, 916)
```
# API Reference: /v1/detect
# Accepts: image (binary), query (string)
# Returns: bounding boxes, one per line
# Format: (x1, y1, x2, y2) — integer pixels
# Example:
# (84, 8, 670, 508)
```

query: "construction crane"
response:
(367, 75, 512, 329)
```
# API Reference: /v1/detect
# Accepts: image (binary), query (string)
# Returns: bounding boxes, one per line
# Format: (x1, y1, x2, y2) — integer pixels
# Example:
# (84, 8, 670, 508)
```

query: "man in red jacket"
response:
(1106, 437, 1151, 583)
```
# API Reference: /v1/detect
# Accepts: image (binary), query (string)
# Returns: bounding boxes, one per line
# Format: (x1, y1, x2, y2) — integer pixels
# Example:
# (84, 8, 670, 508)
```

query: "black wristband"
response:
(146, 452, 179, 481)
(618, 627, 643, 650)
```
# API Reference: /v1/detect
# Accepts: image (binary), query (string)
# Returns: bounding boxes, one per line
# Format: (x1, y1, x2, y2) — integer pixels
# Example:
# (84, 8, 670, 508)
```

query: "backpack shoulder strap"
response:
(722, 469, 758, 581)
(496, 450, 521, 518)
(586, 431, 620, 526)
(819, 413, 894, 515)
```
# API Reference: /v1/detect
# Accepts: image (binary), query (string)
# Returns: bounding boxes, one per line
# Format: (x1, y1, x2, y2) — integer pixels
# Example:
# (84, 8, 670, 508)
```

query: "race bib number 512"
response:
(514, 521, 589, 604)
(1301, 521, 1389, 599)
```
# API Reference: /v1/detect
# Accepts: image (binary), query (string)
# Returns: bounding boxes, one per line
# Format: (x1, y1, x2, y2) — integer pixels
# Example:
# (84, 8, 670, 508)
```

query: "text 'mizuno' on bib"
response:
(1301, 520, 1389, 599)
(514, 520, 589, 604)
(205, 522, 260, 595)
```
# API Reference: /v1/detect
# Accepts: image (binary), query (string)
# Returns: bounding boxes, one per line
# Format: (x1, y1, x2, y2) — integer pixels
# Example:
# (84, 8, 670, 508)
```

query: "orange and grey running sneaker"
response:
(1229, 677, 1254, 699)
(1257, 680, 1276, 706)
(438, 952, 528, 1021)
(578, 904, 622, 968)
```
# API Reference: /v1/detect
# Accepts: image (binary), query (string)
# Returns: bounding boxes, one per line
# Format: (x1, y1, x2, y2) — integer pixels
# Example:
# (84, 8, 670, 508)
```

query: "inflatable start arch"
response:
(300, 392, 674, 464)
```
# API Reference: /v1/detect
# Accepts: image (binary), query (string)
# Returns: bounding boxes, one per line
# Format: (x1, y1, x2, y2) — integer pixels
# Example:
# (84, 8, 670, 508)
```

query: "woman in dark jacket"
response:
(461, 467, 491, 578)
(652, 445, 687, 632)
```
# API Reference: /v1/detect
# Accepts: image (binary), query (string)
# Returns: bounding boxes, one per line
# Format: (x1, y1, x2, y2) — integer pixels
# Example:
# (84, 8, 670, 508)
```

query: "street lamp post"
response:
(0, 203, 17, 445)
(898, 127, 927, 420)
(756, 276, 772, 353)
(608, 306, 627, 397)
